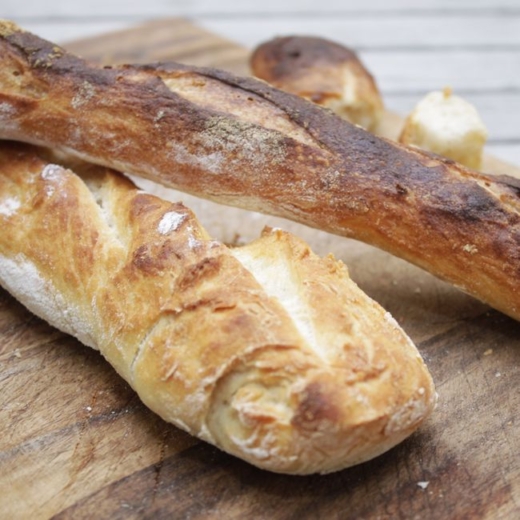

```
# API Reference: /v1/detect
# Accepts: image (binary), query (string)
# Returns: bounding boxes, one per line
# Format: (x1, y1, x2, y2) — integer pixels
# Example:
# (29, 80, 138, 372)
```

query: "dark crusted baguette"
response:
(0, 20, 519, 321)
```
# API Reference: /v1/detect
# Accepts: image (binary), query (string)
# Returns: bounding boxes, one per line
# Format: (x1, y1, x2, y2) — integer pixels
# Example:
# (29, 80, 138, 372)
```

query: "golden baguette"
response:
(0, 140, 435, 474)
(0, 21, 519, 321)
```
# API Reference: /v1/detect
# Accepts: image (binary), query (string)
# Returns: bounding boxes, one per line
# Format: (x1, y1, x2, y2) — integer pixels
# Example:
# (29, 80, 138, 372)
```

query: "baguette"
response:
(0, 140, 435, 474)
(250, 35, 384, 131)
(0, 21, 519, 321)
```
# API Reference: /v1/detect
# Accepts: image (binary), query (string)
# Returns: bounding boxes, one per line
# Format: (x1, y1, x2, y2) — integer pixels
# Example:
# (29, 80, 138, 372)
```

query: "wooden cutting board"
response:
(1, 19, 519, 520)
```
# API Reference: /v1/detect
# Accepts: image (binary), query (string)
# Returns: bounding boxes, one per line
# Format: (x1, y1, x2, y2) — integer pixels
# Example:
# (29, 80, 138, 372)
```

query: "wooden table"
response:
(1, 14, 519, 520)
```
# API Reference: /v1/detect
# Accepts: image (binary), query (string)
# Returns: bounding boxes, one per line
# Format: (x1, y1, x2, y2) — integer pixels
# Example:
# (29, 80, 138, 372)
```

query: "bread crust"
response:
(0, 21, 519, 321)
(0, 140, 435, 474)
(250, 35, 384, 130)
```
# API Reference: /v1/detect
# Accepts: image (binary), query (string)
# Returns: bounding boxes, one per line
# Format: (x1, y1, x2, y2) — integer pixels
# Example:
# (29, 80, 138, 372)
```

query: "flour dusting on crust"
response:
(157, 211, 187, 235)
(0, 196, 20, 216)
(0, 254, 97, 349)
(41, 163, 64, 181)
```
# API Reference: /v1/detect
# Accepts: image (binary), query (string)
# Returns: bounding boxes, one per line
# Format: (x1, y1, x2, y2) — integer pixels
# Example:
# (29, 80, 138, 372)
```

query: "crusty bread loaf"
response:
(250, 35, 384, 131)
(0, 21, 520, 322)
(399, 88, 488, 170)
(0, 140, 435, 474)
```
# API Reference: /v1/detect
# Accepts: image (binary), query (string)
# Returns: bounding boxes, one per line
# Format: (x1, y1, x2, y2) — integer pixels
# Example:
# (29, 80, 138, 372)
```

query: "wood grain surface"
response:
(1, 19, 519, 520)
